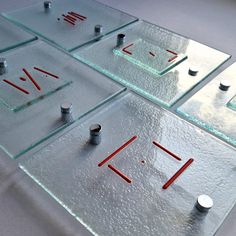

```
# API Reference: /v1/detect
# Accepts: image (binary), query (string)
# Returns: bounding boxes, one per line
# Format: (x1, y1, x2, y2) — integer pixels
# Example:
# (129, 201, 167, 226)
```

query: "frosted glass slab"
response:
(0, 16, 36, 53)
(20, 92, 236, 236)
(2, 0, 137, 52)
(0, 40, 124, 159)
(74, 21, 230, 107)
(228, 95, 236, 111)
(178, 63, 236, 147)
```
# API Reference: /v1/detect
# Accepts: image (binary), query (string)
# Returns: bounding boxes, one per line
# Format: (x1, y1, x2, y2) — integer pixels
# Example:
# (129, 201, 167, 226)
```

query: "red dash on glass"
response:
(63, 18, 75, 26)
(69, 12, 87, 20)
(19, 77, 26, 81)
(168, 55, 178, 62)
(166, 49, 177, 55)
(22, 68, 41, 91)
(62, 14, 77, 22)
(98, 135, 137, 167)
(149, 51, 155, 57)
(34, 67, 59, 79)
(122, 43, 134, 55)
(162, 158, 194, 190)
(152, 141, 181, 161)
(3, 79, 29, 94)
(108, 164, 132, 183)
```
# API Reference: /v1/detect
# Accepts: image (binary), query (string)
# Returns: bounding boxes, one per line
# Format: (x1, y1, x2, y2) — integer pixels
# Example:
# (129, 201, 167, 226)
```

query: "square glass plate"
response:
(0, 16, 36, 53)
(177, 62, 236, 147)
(2, 0, 137, 52)
(20, 92, 236, 236)
(74, 21, 230, 107)
(0, 40, 124, 159)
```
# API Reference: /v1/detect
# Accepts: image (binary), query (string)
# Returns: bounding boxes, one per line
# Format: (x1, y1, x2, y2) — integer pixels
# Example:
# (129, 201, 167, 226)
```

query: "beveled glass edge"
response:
(3, 81, 73, 112)
(227, 95, 236, 111)
(177, 108, 236, 148)
(0, 86, 126, 160)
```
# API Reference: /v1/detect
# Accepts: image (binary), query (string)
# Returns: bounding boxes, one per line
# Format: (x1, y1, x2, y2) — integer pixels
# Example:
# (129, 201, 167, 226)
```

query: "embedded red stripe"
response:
(168, 55, 178, 62)
(149, 51, 155, 57)
(152, 141, 181, 161)
(3, 79, 29, 94)
(162, 158, 194, 189)
(69, 12, 87, 20)
(166, 49, 177, 55)
(22, 68, 41, 91)
(34, 67, 59, 79)
(108, 164, 132, 183)
(98, 135, 137, 167)
(62, 14, 77, 22)
(122, 43, 134, 55)
(63, 18, 75, 25)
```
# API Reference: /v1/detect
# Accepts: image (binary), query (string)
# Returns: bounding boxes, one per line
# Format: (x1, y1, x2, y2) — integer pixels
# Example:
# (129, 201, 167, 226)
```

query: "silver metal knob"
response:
(195, 194, 213, 213)
(116, 34, 126, 47)
(89, 124, 102, 145)
(60, 102, 73, 123)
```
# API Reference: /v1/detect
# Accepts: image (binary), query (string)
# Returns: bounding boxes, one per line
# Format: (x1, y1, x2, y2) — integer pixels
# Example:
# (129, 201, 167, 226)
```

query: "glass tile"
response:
(74, 21, 230, 107)
(178, 63, 236, 147)
(20, 92, 236, 236)
(2, 0, 137, 52)
(0, 16, 36, 53)
(0, 40, 124, 159)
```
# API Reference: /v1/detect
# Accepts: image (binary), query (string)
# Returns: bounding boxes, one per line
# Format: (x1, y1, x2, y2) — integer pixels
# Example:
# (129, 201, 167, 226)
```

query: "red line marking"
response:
(152, 141, 182, 161)
(62, 14, 77, 22)
(108, 164, 132, 183)
(3, 79, 29, 94)
(166, 49, 177, 55)
(34, 67, 59, 79)
(149, 51, 155, 57)
(122, 43, 134, 55)
(168, 55, 178, 63)
(162, 158, 194, 189)
(98, 135, 137, 167)
(63, 18, 75, 25)
(69, 12, 87, 21)
(22, 68, 41, 91)
(19, 77, 26, 81)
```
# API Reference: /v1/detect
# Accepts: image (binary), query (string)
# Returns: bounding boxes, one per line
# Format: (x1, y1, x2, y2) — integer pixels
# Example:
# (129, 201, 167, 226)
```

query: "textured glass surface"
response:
(20, 92, 236, 236)
(178, 63, 236, 147)
(0, 16, 36, 53)
(2, 0, 137, 52)
(74, 21, 230, 107)
(0, 40, 124, 159)
(227, 95, 236, 111)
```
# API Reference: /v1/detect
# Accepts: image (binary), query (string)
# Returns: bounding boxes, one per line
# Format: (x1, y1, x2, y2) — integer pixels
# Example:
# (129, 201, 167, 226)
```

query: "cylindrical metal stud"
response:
(94, 25, 103, 36)
(116, 34, 126, 47)
(219, 79, 231, 91)
(44, 1, 52, 11)
(60, 102, 73, 123)
(188, 67, 199, 76)
(89, 124, 102, 145)
(0, 58, 7, 75)
(195, 194, 213, 213)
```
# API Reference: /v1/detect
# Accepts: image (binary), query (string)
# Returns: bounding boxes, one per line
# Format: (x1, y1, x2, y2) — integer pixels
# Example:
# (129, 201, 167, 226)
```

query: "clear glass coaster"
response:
(227, 95, 236, 111)
(0, 40, 124, 159)
(0, 16, 36, 53)
(20, 91, 236, 236)
(2, 0, 137, 52)
(74, 21, 230, 107)
(178, 62, 236, 147)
